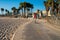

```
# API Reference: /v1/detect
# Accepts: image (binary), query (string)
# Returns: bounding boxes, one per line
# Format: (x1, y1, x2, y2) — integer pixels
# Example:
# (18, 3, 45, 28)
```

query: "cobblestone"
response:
(0, 18, 29, 40)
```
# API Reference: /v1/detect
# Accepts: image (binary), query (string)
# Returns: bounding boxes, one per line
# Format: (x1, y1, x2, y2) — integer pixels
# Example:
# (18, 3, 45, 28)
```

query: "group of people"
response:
(34, 13, 39, 19)
(33, 10, 40, 19)
(33, 10, 40, 23)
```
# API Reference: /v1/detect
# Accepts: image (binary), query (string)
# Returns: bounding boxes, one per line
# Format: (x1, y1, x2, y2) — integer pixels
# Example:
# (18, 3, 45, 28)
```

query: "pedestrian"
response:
(36, 9, 40, 19)
(34, 13, 37, 23)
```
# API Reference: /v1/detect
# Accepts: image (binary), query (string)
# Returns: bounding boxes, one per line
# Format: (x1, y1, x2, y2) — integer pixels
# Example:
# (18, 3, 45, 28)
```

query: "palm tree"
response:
(51, 0, 55, 15)
(20, 2, 33, 17)
(18, 6, 23, 16)
(44, 0, 51, 21)
(26, 3, 33, 14)
(5, 9, 8, 16)
(30, 4, 33, 14)
(11, 7, 16, 16)
(5, 9, 9, 16)
(26, 8, 30, 17)
(20, 2, 26, 17)
(1, 8, 4, 16)
(20, 3, 23, 17)
(44, 1, 49, 17)
(44, 0, 57, 16)
(47, 0, 60, 16)
(19, 6, 23, 16)
(47, 0, 60, 15)
(15, 8, 20, 17)
(19, 2, 24, 16)
(25, 3, 33, 17)
(17, 9, 20, 15)
(55, 0, 60, 15)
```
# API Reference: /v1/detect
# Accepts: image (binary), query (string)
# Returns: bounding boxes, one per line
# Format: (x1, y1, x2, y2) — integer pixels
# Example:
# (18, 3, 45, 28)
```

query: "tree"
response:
(44, 0, 57, 16)
(5, 9, 9, 16)
(19, 2, 33, 17)
(18, 6, 23, 16)
(46, 0, 60, 16)
(11, 7, 16, 16)
(25, 3, 33, 17)
(44, 1, 49, 17)
(27, 3, 33, 14)
(20, 2, 26, 17)
(5, 9, 8, 16)
(55, 0, 60, 15)
(1, 8, 4, 16)
(15, 8, 20, 17)
(30, 4, 33, 14)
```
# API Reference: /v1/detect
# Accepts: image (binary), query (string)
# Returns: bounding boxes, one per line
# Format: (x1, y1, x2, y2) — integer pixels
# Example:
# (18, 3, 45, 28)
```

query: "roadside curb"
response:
(11, 20, 33, 40)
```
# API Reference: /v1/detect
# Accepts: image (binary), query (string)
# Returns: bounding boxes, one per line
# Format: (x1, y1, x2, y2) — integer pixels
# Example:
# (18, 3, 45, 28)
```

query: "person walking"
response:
(33, 9, 40, 23)
(34, 13, 37, 23)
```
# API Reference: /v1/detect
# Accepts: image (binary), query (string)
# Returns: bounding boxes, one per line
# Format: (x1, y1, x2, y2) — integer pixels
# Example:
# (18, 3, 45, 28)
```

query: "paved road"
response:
(13, 19, 60, 40)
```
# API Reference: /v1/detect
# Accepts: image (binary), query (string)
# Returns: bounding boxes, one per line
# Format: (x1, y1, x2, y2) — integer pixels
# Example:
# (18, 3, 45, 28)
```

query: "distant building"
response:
(42, 10, 51, 17)
(42, 10, 47, 16)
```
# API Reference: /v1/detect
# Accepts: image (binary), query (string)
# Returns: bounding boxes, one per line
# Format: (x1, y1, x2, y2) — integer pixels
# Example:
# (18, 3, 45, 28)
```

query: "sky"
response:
(0, 0, 45, 14)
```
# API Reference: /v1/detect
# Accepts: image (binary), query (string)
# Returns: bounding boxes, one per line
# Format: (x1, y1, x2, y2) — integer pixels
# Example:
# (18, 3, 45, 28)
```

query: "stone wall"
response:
(48, 16, 60, 26)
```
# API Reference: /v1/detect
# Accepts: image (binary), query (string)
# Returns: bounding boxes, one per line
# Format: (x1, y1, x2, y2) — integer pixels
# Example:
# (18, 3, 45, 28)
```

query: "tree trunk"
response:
(46, 7, 48, 20)
(31, 8, 32, 14)
(51, 0, 54, 16)
(56, 8, 58, 16)
(24, 8, 26, 17)
(1, 11, 4, 16)
(22, 9, 23, 17)
(26, 8, 28, 18)
(46, 7, 48, 17)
